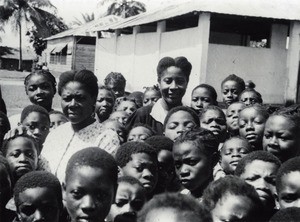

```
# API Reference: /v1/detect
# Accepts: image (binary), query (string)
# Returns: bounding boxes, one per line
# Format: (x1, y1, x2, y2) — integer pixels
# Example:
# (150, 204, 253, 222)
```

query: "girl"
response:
(191, 84, 217, 114)
(226, 102, 246, 136)
(221, 74, 245, 108)
(143, 85, 161, 106)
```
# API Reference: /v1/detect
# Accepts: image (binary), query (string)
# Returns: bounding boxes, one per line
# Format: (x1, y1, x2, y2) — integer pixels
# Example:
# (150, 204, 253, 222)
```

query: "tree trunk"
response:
(18, 20, 23, 71)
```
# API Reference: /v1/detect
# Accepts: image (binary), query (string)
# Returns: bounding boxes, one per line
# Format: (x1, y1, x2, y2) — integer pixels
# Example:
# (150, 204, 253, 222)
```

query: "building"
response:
(91, 0, 300, 104)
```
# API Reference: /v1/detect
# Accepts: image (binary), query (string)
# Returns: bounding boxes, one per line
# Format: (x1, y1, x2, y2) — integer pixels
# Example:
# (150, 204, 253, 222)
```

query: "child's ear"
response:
(118, 166, 124, 177)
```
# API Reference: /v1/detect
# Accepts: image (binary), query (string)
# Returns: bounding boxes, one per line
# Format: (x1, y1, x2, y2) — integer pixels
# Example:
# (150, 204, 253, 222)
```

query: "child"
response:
(235, 151, 281, 218)
(109, 110, 130, 126)
(145, 135, 178, 193)
(115, 141, 158, 196)
(239, 88, 263, 106)
(0, 155, 12, 220)
(200, 105, 227, 142)
(163, 106, 199, 141)
(102, 119, 127, 144)
(19, 104, 50, 151)
(239, 104, 269, 150)
(276, 156, 300, 209)
(226, 102, 245, 136)
(104, 72, 127, 98)
(95, 85, 115, 123)
(191, 84, 218, 114)
(1, 133, 38, 186)
(127, 123, 156, 142)
(107, 176, 147, 222)
(49, 110, 69, 130)
(143, 85, 161, 106)
(63, 147, 118, 222)
(114, 98, 138, 116)
(263, 108, 300, 162)
(202, 175, 263, 222)
(127, 91, 144, 108)
(173, 128, 218, 199)
(14, 171, 63, 222)
(221, 74, 245, 108)
(137, 193, 212, 222)
(219, 136, 252, 176)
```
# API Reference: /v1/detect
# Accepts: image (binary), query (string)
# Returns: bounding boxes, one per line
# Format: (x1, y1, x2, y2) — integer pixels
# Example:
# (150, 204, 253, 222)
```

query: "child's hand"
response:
(3, 126, 31, 140)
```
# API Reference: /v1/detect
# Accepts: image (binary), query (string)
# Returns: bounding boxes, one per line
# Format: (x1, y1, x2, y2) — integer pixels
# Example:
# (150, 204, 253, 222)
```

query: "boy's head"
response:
(95, 85, 115, 122)
(220, 136, 252, 175)
(221, 74, 245, 107)
(49, 110, 69, 130)
(143, 86, 161, 106)
(202, 175, 262, 222)
(102, 119, 127, 144)
(137, 193, 212, 222)
(0, 155, 11, 210)
(269, 207, 300, 222)
(235, 151, 281, 209)
(109, 110, 130, 126)
(14, 171, 62, 222)
(20, 104, 50, 147)
(2, 133, 38, 184)
(115, 98, 137, 116)
(128, 124, 156, 142)
(104, 72, 126, 98)
(191, 84, 217, 114)
(107, 176, 146, 222)
(226, 102, 246, 136)
(115, 141, 158, 194)
(239, 89, 263, 106)
(200, 105, 227, 142)
(276, 156, 300, 209)
(238, 104, 269, 149)
(64, 147, 118, 222)
(173, 128, 218, 197)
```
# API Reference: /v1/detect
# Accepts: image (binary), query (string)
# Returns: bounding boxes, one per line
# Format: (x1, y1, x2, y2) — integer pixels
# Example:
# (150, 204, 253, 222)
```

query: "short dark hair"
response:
(276, 156, 300, 194)
(221, 74, 245, 91)
(24, 70, 57, 95)
(239, 88, 263, 104)
(58, 70, 98, 100)
(157, 56, 192, 82)
(14, 171, 62, 210)
(199, 105, 226, 120)
(221, 136, 252, 153)
(192, 84, 218, 102)
(65, 147, 118, 187)
(20, 104, 50, 123)
(240, 104, 269, 120)
(163, 106, 200, 131)
(145, 135, 174, 152)
(174, 127, 219, 156)
(130, 123, 157, 137)
(115, 142, 157, 168)
(137, 193, 212, 222)
(113, 96, 138, 112)
(235, 151, 281, 177)
(269, 207, 300, 222)
(104, 72, 126, 87)
(202, 175, 263, 218)
(271, 106, 300, 131)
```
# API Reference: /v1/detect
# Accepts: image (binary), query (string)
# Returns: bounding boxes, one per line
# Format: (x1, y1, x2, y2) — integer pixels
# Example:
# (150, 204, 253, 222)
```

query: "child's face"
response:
(22, 111, 50, 147)
(64, 166, 116, 222)
(200, 109, 227, 141)
(220, 138, 251, 174)
(17, 187, 60, 222)
(107, 81, 125, 98)
(117, 101, 137, 116)
(26, 74, 55, 109)
(143, 90, 160, 106)
(191, 87, 215, 113)
(121, 153, 158, 194)
(222, 80, 242, 106)
(211, 193, 256, 222)
(173, 142, 212, 195)
(144, 208, 199, 222)
(128, 126, 152, 142)
(157, 150, 175, 189)
(239, 108, 266, 147)
(278, 171, 300, 209)
(102, 121, 126, 143)
(0, 164, 11, 209)
(226, 103, 245, 133)
(109, 111, 129, 126)
(50, 113, 68, 130)
(158, 66, 188, 106)
(95, 89, 115, 121)
(6, 137, 38, 181)
(263, 115, 300, 162)
(107, 182, 146, 222)
(164, 111, 197, 141)
(240, 91, 261, 106)
(239, 160, 278, 208)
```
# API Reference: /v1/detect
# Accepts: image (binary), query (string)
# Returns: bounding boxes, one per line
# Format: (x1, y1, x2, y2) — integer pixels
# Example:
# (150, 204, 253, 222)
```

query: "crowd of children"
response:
(1, 55, 300, 222)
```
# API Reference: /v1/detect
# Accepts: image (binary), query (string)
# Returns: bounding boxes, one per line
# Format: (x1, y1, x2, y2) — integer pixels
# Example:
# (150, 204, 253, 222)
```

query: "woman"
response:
(41, 70, 119, 182)
(126, 56, 192, 134)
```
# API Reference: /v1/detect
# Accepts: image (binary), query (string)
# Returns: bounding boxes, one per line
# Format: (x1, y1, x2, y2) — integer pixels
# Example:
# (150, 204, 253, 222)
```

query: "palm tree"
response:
(106, 0, 146, 18)
(0, 0, 67, 70)
(71, 13, 95, 27)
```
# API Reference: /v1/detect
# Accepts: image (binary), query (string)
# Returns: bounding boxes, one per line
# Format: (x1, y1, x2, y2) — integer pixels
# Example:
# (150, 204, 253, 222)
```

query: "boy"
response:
(107, 176, 146, 222)
(49, 110, 69, 130)
(115, 141, 158, 197)
(137, 192, 212, 222)
(14, 171, 63, 222)
(63, 147, 118, 222)
(276, 156, 300, 209)
(173, 128, 218, 199)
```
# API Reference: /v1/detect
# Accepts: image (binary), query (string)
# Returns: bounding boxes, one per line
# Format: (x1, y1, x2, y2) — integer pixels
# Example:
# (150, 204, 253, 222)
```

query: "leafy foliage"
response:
(106, 0, 146, 18)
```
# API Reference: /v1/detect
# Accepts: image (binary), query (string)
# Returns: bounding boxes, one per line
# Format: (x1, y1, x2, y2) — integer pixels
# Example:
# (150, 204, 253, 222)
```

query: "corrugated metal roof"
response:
(45, 15, 123, 40)
(89, 0, 300, 32)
